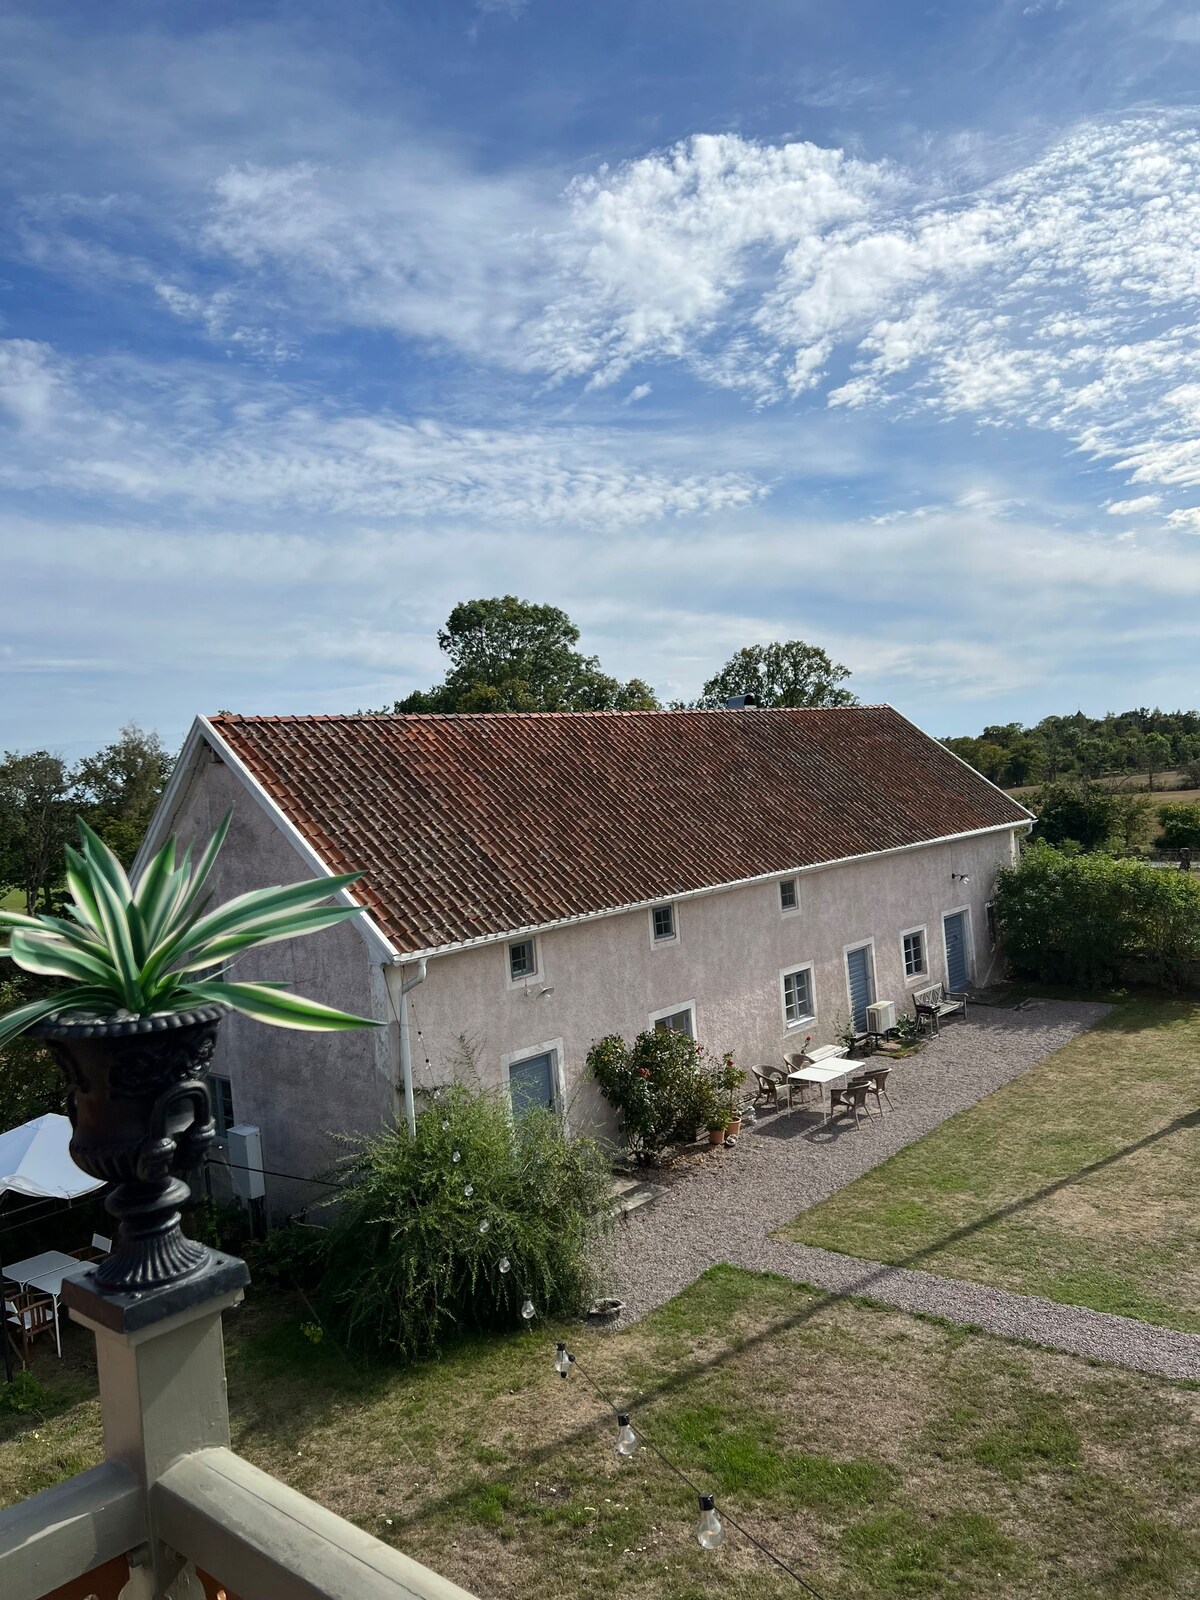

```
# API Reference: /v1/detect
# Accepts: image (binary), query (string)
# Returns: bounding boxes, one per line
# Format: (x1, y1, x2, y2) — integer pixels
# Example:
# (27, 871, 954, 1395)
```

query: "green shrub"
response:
(1154, 802, 1200, 852)
(994, 841, 1200, 988)
(314, 1085, 610, 1361)
(589, 1028, 719, 1163)
(0, 1370, 48, 1415)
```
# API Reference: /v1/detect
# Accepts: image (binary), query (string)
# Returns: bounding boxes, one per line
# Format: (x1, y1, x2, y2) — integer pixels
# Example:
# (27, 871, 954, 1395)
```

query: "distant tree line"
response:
(384, 595, 857, 716)
(0, 724, 172, 915)
(943, 709, 1200, 792)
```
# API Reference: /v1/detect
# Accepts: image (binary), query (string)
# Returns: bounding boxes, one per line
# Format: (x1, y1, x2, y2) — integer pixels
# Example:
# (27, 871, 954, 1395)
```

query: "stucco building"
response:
(138, 706, 1032, 1210)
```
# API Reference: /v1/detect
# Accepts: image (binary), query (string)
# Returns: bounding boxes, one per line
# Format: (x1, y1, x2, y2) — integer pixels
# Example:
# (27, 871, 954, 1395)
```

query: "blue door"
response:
(509, 1052, 555, 1117)
(846, 945, 874, 1033)
(944, 912, 970, 991)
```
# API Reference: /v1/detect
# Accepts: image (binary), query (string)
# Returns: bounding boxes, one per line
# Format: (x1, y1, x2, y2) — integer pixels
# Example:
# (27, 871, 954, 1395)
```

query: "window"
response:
(508, 938, 536, 982)
(508, 1050, 556, 1117)
(779, 878, 799, 913)
(651, 904, 676, 943)
(781, 966, 815, 1027)
(902, 928, 928, 979)
(653, 1006, 695, 1038)
(212, 1075, 235, 1138)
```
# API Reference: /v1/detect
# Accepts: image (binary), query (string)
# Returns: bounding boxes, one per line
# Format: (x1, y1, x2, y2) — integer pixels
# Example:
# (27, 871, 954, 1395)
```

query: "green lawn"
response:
(3, 1266, 1198, 1598)
(781, 998, 1200, 1332)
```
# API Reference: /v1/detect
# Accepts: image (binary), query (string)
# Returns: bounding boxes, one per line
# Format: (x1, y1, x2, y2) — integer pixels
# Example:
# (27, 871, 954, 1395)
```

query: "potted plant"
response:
(706, 1110, 729, 1147)
(716, 1051, 746, 1136)
(0, 814, 380, 1294)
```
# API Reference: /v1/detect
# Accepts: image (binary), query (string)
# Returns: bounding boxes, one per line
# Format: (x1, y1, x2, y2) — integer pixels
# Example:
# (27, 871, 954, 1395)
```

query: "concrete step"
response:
(608, 1175, 667, 1221)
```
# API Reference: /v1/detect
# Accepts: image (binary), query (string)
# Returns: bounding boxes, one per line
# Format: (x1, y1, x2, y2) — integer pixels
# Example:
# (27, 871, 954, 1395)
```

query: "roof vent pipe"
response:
(724, 695, 758, 709)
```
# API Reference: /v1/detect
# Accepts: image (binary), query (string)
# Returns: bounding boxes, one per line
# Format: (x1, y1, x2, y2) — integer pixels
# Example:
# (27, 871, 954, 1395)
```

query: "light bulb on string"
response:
(499, 1257, 511, 1274)
(479, 1218, 490, 1234)
(452, 1150, 461, 1164)
(695, 1494, 724, 1550)
(614, 1414, 638, 1457)
(520, 1299, 535, 1320)
(463, 1183, 474, 1197)
(441, 1120, 450, 1131)
(554, 1341, 571, 1377)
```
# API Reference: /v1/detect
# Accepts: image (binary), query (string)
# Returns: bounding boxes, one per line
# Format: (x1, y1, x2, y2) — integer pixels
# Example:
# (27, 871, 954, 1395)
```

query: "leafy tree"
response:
(0, 977, 65, 1132)
(391, 597, 659, 713)
(1155, 803, 1200, 852)
(73, 723, 174, 866)
(697, 641, 857, 709)
(1137, 732, 1173, 792)
(0, 752, 74, 914)
(1030, 782, 1121, 853)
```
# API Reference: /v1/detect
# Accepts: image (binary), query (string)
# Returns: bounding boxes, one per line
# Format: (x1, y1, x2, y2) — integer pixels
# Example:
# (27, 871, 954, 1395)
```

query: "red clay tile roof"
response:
(208, 708, 1030, 956)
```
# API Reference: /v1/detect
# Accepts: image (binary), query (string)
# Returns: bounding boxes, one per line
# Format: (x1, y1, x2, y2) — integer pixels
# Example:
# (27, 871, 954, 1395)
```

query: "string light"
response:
(521, 1299, 536, 1320)
(695, 1494, 724, 1550)
(463, 1183, 474, 1197)
(452, 1150, 461, 1164)
(614, 1414, 638, 1457)
(554, 1341, 572, 1377)
(499, 1257, 511, 1274)
(478, 1218, 490, 1234)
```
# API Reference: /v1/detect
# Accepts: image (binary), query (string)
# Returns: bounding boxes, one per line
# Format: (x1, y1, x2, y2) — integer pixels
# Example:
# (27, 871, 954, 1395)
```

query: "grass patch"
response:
(3, 1266, 1198, 1597)
(781, 997, 1200, 1331)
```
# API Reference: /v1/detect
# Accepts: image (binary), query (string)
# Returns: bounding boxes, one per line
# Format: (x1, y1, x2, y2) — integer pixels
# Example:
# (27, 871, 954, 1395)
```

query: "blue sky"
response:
(4, 1, 1200, 754)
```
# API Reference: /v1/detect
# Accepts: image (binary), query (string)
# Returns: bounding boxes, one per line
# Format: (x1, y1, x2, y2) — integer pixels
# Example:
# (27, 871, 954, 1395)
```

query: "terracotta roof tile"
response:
(208, 708, 1029, 955)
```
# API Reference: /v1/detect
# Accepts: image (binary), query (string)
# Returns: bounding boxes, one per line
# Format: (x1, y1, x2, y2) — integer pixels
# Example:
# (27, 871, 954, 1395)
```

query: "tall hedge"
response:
(1155, 802, 1200, 852)
(994, 841, 1200, 988)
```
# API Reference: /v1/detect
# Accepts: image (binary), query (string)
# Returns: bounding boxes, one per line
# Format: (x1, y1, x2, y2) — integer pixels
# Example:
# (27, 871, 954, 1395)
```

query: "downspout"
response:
(395, 958, 428, 1137)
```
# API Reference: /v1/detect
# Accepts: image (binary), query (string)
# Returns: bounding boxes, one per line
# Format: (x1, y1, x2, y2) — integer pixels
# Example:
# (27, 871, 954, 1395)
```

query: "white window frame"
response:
(842, 938, 877, 1030)
(211, 1073, 235, 1140)
(649, 1000, 696, 1038)
(778, 877, 801, 916)
(779, 963, 816, 1030)
(501, 1037, 567, 1128)
(941, 905, 974, 988)
(505, 935, 539, 989)
(649, 902, 679, 948)
(900, 924, 929, 985)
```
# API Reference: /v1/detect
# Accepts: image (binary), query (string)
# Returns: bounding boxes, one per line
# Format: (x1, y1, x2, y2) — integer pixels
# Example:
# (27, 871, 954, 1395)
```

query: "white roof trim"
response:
(400, 817, 1027, 963)
(133, 716, 400, 967)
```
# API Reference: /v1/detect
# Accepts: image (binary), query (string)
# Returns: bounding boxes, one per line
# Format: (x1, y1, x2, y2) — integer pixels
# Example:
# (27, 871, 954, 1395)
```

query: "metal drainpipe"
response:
(395, 958, 428, 1137)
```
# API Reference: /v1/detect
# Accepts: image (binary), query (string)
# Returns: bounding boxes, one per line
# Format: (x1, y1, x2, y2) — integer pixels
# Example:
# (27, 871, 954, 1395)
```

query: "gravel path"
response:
(604, 999, 1200, 1379)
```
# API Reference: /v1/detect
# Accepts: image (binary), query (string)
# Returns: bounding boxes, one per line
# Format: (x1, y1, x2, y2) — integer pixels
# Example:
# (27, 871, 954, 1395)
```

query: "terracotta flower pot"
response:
(708, 1128, 726, 1146)
(726, 1117, 742, 1137)
(34, 1006, 223, 1294)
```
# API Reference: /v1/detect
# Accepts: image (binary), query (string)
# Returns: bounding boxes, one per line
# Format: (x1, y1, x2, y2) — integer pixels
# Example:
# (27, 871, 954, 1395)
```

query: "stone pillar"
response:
(64, 1253, 250, 1598)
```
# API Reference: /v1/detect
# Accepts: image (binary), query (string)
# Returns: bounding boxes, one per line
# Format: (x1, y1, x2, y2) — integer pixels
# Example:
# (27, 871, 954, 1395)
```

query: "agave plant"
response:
(0, 813, 380, 1048)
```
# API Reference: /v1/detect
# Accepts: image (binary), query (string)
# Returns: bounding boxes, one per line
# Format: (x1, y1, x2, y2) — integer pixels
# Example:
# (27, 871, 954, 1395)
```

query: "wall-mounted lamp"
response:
(951, 872, 971, 884)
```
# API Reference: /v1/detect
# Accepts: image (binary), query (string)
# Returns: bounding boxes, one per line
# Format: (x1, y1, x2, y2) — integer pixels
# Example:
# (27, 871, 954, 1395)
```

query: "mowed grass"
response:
(3, 1266, 1199, 1598)
(781, 999, 1200, 1331)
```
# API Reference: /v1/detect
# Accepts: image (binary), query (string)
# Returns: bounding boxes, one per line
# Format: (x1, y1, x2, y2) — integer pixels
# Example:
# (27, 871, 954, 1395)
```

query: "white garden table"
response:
(787, 1059, 861, 1125)
(2, 1249, 81, 1358)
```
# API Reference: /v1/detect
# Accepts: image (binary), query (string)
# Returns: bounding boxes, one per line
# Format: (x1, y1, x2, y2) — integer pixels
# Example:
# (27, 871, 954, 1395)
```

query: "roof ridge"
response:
(207, 705, 895, 724)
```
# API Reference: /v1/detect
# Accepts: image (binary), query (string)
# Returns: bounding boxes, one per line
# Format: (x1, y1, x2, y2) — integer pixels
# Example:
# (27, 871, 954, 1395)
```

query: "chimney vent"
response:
(724, 695, 758, 709)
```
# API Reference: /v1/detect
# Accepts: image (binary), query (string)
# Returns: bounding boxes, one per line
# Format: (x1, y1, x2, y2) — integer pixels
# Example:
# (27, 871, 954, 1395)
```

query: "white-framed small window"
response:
(508, 937, 537, 983)
(650, 903, 677, 945)
(781, 965, 815, 1028)
(211, 1074, 235, 1138)
(650, 1001, 695, 1038)
(502, 1038, 567, 1127)
(901, 926, 928, 981)
(779, 878, 800, 914)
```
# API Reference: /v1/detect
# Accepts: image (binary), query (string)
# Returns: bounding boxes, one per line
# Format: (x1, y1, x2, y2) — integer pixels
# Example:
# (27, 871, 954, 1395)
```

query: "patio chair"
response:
(71, 1232, 112, 1263)
(751, 1065, 789, 1110)
(4, 1287, 56, 1361)
(862, 1065, 894, 1115)
(913, 982, 968, 1036)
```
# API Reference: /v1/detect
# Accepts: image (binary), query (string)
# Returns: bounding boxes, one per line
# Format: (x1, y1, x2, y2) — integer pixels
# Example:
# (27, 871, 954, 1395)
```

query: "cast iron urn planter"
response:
(34, 1006, 223, 1293)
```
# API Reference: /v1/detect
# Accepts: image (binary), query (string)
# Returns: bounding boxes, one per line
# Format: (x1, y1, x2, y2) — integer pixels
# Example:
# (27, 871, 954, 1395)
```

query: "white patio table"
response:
(3, 1249, 82, 1358)
(787, 1059, 863, 1125)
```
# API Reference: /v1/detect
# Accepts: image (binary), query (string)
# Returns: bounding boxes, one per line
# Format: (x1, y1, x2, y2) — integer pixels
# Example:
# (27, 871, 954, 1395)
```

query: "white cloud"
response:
(1106, 494, 1161, 514)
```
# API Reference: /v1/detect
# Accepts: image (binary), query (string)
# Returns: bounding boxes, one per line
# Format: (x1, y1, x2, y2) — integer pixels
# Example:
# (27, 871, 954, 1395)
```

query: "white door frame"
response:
(941, 905, 974, 988)
(842, 938, 876, 1031)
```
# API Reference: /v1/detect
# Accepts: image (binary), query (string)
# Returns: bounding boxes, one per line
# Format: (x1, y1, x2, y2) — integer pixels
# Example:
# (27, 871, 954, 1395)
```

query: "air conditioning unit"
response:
(866, 1000, 896, 1035)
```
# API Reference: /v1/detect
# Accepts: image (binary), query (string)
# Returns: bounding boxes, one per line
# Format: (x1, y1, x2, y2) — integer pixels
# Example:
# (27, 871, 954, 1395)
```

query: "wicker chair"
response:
(751, 1064, 789, 1110)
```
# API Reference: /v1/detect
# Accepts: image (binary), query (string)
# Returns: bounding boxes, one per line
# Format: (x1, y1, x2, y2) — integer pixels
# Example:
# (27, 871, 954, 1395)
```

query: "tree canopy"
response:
(389, 597, 659, 713)
(943, 709, 1200, 791)
(697, 641, 857, 709)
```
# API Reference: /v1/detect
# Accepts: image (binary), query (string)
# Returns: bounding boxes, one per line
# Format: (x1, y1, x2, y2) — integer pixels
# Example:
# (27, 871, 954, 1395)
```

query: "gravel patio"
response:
(606, 1000, 1110, 1325)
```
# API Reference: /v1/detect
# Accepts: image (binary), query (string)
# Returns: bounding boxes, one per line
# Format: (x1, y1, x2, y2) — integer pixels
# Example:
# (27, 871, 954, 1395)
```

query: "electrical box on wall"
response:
(227, 1124, 265, 1202)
